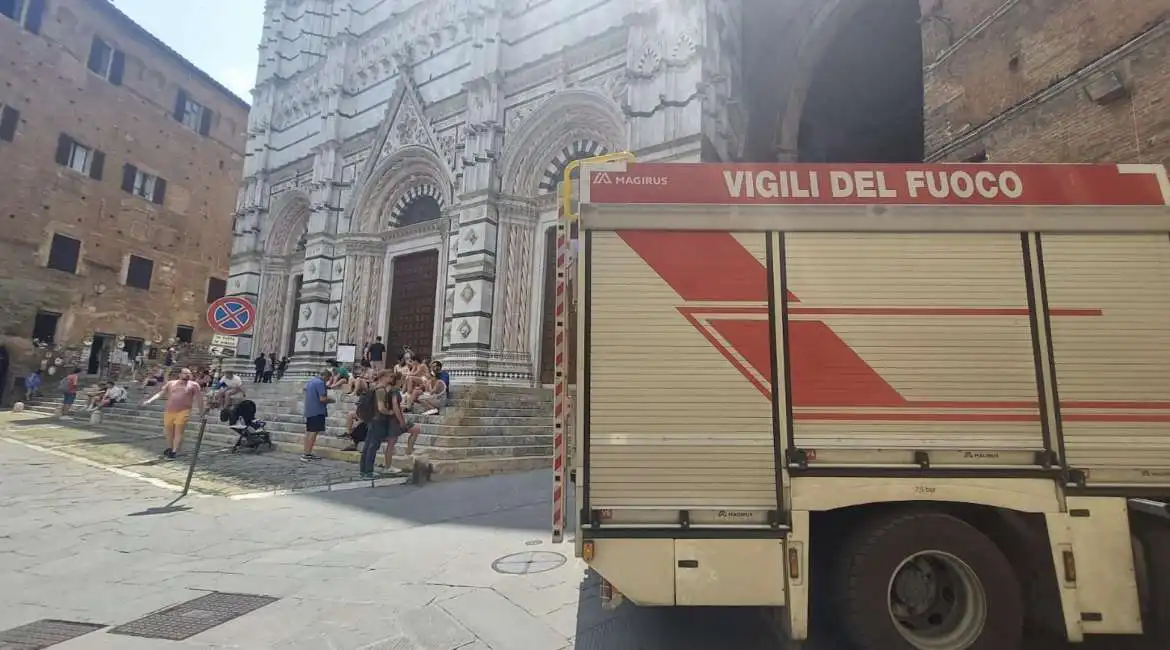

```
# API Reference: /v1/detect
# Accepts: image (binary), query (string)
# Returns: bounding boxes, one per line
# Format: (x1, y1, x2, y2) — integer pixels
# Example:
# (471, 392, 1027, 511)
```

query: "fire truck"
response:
(550, 159, 1170, 649)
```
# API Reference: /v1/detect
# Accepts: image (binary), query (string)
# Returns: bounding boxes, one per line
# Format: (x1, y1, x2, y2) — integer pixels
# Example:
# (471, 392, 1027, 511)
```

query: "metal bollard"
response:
(180, 410, 209, 498)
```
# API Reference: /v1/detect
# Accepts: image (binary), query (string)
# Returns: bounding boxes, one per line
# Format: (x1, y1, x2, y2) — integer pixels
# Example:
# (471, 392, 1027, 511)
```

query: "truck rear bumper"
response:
(584, 537, 788, 607)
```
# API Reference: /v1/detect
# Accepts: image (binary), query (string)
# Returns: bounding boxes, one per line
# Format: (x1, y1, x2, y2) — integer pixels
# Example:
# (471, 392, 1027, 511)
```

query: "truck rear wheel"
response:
(835, 511, 1023, 650)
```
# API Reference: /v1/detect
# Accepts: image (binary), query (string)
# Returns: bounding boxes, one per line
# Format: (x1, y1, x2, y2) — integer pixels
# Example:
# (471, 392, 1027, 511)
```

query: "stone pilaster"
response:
(290, 38, 350, 365)
(253, 258, 290, 356)
(491, 196, 539, 367)
(292, 144, 343, 362)
(337, 235, 386, 353)
(440, 2, 530, 384)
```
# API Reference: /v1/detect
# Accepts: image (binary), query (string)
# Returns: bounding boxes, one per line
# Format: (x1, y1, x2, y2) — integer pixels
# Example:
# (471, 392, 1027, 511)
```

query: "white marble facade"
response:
(228, 0, 744, 383)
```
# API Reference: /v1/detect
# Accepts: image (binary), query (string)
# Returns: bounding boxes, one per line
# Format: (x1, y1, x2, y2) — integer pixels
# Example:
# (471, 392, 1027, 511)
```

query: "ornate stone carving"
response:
(496, 217, 537, 353)
(329, 305, 340, 321)
(463, 228, 479, 247)
(299, 333, 310, 347)
(301, 305, 312, 320)
(506, 99, 545, 131)
(457, 320, 472, 339)
(339, 253, 386, 349)
(255, 272, 288, 355)
(460, 285, 475, 303)
(344, 0, 473, 96)
(325, 333, 337, 350)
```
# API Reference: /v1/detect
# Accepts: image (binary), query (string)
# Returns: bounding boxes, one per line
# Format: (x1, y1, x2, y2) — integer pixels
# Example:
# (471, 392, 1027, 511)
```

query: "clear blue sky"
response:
(112, 0, 265, 103)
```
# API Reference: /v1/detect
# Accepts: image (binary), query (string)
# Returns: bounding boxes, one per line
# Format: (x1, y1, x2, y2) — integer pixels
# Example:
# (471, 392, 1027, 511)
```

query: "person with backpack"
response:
(343, 382, 376, 453)
(358, 371, 394, 479)
(58, 367, 81, 418)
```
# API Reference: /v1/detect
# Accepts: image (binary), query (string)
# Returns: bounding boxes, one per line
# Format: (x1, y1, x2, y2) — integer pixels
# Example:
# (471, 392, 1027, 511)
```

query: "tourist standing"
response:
(24, 369, 42, 400)
(302, 369, 334, 462)
(276, 356, 289, 380)
(58, 367, 81, 418)
(358, 371, 392, 479)
(253, 354, 266, 383)
(366, 336, 386, 371)
(140, 367, 205, 460)
(264, 353, 277, 383)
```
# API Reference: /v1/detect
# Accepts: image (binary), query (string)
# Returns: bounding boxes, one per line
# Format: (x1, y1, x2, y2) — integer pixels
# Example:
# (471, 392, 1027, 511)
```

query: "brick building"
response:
(0, 0, 247, 380)
(921, 0, 1170, 165)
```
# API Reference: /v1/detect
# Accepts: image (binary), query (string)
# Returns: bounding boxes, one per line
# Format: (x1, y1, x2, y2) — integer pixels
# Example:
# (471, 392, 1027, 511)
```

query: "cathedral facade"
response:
(230, 0, 741, 384)
(228, 0, 1170, 384)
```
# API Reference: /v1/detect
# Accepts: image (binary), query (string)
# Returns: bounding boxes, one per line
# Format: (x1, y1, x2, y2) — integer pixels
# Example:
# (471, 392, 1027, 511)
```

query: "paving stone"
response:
(398, 603, 477, 650)
(440, 588, 569, 650)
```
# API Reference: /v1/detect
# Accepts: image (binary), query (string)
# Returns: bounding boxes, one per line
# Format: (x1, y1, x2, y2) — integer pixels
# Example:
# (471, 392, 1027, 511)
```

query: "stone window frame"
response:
(175, 325, 194, 343)
(122, 253, 154, 291)
(46, 232, 82, 275)
(205, 276, 227, 304)
(32, 310, 60, 344)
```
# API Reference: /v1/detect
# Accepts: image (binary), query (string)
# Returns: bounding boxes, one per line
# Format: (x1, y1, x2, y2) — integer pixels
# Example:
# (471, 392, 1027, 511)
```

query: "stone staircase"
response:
(19, 380, 554, 479)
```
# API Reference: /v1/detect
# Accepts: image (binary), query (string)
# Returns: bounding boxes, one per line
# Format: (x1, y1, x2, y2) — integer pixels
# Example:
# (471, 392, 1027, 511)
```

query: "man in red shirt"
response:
(141, 367, 205, 460)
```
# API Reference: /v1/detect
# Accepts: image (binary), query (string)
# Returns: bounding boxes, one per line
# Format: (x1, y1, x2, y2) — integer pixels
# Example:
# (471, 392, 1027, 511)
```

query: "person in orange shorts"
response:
(140, 367, 205, 460)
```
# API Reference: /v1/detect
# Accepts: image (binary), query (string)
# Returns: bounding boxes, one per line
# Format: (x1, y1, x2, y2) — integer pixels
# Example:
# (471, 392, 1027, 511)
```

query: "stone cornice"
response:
(337, 234, 385, 256)
(262, 258, 290, 275)
(229, 251, 264, 266)
(497, 194, 539, 224)
(383, 218, 447, 243)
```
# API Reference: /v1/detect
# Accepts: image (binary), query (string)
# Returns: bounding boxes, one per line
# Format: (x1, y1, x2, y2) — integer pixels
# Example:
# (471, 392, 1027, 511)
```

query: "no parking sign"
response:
(206, 297, 256, 336)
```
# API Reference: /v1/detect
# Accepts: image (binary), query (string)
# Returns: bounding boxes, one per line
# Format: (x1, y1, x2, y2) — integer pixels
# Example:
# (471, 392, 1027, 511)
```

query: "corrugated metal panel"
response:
(587, 231, 778, 513)
(784, 233, 1045, 462)
(1042, 234, 1170, 488)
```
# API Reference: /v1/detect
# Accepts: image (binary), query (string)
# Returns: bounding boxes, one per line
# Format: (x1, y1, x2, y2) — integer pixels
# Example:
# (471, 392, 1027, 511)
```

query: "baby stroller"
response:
(221, 400, 273, 453)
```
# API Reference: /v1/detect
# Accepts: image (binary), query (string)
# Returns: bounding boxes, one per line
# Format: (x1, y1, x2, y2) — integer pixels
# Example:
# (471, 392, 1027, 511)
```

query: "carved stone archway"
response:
(349, 145, 453, 234)
(539, 139, 610, 194)
(391, 182, 445, 226)
(254, 191, 311, 357)
(499, 89, 627, 197)
(264, 191, 311, 256)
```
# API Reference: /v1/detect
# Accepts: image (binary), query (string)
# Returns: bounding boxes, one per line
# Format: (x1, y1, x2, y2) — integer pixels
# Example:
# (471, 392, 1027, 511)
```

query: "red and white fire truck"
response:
(551, 159, 1170, 649)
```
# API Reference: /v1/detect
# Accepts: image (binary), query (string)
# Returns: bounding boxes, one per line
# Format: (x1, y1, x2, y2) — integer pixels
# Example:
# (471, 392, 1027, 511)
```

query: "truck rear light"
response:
(788, 546, 801, 580)
(583, 540, 595, 562)
(1062, 549, 1077, 583)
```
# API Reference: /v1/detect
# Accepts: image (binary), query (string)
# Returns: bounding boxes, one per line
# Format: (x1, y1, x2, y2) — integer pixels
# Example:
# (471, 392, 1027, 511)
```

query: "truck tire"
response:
(835, 511, 1023, 650)
(1131, 524, 1170, 647)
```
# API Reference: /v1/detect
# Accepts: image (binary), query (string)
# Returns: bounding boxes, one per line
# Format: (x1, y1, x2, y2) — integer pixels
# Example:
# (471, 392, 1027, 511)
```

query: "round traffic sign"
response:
(207, 296, 256, 336)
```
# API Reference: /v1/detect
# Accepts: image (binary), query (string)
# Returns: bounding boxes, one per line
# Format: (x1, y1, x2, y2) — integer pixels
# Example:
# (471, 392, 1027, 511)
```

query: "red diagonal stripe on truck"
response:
(618, 231, 796, 302)
(618, 229, 901, 408)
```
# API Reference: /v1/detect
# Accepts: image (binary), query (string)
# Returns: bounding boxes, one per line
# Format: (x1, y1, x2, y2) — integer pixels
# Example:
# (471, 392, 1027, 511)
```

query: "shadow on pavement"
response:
(298, 469, 552, 533)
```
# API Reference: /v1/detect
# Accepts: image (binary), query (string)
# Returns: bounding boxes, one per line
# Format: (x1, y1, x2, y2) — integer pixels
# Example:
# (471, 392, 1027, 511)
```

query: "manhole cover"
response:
(0, 619, 104, 649)
(109, 592, 278, 641)
(492, 551, 567, 575)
